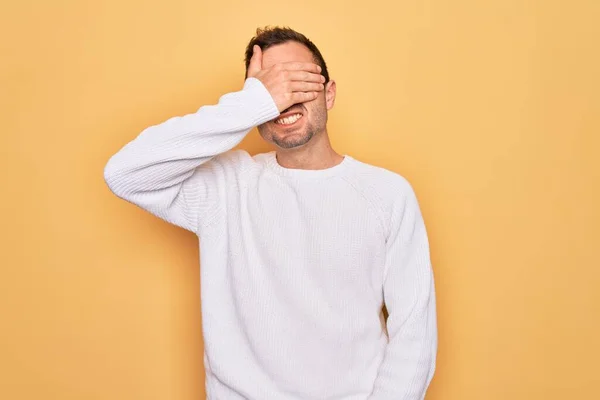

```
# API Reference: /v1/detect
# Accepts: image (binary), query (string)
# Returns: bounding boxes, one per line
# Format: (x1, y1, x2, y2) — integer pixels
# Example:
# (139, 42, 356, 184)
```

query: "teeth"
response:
(275, 113, 302, 125)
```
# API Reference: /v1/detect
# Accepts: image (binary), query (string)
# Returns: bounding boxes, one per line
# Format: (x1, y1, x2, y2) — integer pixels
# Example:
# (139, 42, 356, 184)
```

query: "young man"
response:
(104, 27, 437, 400)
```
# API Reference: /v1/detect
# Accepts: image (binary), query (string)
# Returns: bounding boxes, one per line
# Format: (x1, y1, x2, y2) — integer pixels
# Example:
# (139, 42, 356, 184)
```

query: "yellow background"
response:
(1, 0, 598, 399)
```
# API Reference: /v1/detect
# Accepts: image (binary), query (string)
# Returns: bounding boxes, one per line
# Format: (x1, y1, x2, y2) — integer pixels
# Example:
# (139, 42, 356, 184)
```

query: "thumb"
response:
(247, 45, 262, 77)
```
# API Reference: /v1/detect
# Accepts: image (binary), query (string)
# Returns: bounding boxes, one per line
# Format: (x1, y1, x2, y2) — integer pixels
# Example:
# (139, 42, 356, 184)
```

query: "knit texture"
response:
(104, 77, 437, 400)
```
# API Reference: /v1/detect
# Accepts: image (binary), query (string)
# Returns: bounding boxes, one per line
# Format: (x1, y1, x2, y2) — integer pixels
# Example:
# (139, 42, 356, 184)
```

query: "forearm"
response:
(104, 77, 278, 198)
(369, 181, 438, 399)
(368, 282, 437, 399)
(103, 77, 279, 231)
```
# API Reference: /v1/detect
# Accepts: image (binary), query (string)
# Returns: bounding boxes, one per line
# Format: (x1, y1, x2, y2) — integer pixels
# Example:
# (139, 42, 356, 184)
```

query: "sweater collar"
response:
(263, 151, 353, 179)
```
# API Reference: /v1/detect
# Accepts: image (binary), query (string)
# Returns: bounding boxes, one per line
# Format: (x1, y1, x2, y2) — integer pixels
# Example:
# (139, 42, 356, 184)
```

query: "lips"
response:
(274, 106, 304, 126)
(274, 113, 303, 125)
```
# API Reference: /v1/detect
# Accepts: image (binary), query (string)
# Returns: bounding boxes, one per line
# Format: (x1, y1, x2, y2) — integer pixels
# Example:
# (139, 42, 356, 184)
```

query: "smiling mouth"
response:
(274, 113, 303, 125)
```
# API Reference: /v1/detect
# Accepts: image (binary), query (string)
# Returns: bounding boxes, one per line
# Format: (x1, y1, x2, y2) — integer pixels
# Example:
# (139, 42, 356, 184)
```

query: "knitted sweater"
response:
(104, 77, 437, 400)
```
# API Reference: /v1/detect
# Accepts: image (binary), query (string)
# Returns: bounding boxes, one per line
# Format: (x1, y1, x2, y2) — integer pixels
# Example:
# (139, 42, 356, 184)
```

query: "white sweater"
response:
(104, 77, 437, 400)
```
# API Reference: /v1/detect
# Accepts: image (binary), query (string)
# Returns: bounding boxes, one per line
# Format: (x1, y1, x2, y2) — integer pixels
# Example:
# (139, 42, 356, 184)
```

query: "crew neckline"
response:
(263, 151, 353, 179)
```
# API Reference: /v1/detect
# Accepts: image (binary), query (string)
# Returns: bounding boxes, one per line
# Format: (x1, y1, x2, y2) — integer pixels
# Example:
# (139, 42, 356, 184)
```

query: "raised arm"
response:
(103, 77, 278, 232)
(104, 45, 324, 233)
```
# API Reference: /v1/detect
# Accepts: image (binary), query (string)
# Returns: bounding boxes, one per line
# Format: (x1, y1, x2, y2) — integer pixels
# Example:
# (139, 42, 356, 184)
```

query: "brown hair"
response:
(244, 26, 330, 83)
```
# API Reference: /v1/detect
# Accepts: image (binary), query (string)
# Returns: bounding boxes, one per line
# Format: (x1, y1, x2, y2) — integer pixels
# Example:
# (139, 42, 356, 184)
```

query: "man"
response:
(104, 26, 437, 400)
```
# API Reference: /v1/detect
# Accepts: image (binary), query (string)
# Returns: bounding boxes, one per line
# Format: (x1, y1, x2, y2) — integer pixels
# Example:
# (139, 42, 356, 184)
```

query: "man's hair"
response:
(244, 26, 330, 83)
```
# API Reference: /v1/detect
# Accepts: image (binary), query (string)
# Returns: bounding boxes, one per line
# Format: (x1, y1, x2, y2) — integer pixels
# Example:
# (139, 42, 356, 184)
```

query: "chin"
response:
(272, 132, 314, 149)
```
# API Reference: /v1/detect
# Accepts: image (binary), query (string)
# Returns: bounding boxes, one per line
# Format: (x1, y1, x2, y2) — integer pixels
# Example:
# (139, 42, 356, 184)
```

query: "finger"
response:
(291, 91, 320, 104)
(247, 45, 262, 77)
(286, 71, 326, 83)
(289, 81, 325, 92)
(281, 61, 322, 74)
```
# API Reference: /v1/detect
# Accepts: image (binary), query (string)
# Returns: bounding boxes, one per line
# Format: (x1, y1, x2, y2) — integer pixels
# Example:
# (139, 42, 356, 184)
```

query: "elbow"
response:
(103, 156, 127, 198)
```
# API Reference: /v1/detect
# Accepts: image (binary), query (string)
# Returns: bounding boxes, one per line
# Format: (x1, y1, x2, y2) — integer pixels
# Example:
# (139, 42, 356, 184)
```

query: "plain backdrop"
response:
(1, 0, 599, 399)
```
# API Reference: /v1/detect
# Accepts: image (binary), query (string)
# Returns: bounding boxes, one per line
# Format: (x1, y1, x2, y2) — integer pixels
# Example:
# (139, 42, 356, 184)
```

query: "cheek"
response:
(304, 95, 326, 113)
(256, 124, 271, 137)
(301, 91, 326, 107)
(308, 97, 328, 116)
(316, 91, 328, 105)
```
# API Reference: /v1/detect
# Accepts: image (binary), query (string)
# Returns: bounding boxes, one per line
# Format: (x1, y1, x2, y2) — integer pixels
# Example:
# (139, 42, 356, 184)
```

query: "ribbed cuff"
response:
(243, 77, 281, 126)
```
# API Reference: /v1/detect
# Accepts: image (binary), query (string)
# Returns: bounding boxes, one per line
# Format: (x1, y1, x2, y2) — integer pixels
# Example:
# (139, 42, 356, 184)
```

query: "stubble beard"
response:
(272, 127, 315, 149)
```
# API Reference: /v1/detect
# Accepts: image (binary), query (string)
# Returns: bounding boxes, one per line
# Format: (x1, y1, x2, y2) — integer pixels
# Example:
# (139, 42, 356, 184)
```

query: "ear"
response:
(325, 80, 336, 110)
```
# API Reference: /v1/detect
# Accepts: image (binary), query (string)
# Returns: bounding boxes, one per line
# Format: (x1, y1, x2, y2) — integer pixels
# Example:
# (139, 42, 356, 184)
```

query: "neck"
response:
(275, 131, 343, 170)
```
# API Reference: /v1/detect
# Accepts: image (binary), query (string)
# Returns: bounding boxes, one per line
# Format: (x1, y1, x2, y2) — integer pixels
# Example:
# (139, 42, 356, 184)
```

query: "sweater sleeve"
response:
(368, 181, 438, 400)
(103, 77, 280, 233)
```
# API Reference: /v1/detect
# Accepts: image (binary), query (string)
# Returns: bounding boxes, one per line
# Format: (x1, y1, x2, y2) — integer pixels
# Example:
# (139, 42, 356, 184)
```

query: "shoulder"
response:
(199, 149, 258, 176)
(343, 156, 423, 234)
(211, 149, 253, 166)
(250, 151, 272, 165)
(188, 150, 259, 188)
(344, 155, 417, 204)
(212, 149, 276, 170)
